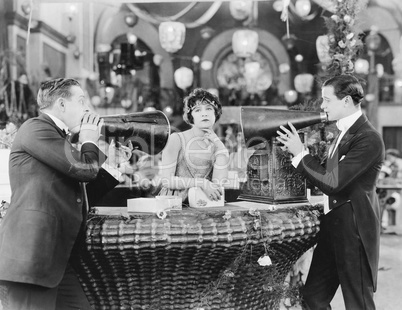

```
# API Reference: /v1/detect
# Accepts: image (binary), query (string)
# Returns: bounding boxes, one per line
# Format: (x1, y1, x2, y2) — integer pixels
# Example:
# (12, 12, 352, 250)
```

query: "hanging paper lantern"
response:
(284, 90, 298, 103)
(232, 30, 259, 58)
(316, 35, 332, 63)
(229, 1, 253, 21)
(295, 0, 311, 18)
(294, 73, 314, 94)
(354, 58, 369, 75)
(159, 22, 186, 53)
(174, 67, 194, 90)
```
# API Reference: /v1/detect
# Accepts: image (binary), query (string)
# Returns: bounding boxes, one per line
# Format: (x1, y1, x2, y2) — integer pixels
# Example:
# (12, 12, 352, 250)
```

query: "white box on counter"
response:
(127, 196, 182, 213)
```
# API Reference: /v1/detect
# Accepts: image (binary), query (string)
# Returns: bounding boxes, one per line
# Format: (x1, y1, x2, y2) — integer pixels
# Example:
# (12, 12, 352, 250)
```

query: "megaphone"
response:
(72, 110, 170, 155)
(240, 107, 327, 148)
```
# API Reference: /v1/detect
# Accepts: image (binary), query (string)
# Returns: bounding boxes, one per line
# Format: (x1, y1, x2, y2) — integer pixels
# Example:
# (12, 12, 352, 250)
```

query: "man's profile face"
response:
(321, 85, 345, 121)
(63, 85, 89, 133)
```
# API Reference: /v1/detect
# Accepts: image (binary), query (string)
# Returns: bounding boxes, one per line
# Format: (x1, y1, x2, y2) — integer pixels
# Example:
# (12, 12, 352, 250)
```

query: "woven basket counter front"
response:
(75, 201, 323, 310)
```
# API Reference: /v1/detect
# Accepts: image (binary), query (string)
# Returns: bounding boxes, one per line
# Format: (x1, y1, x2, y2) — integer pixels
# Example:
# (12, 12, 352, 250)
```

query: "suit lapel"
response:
(335, 114, 368, 157)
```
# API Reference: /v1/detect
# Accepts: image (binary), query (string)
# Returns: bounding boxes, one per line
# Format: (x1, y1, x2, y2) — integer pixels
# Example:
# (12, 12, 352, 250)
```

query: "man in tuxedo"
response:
(0, 78, 130, 309)
(277, 74, 384, 310)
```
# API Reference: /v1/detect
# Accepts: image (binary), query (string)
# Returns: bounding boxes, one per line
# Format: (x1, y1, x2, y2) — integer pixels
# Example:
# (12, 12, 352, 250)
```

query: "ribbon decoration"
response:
(281, 0, 291, 39)
(281, 0, 290, 22)
(127, 1, 223, 29)
(25, 0, 34, 76)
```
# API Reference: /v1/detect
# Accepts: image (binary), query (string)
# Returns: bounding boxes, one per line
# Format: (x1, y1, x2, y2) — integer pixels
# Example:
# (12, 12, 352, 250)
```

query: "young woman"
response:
(158, 88, 229, 203)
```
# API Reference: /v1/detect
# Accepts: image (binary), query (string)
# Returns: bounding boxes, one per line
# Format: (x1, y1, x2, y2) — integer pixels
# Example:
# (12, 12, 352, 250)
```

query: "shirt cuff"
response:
(102, 162, 122, 181)
(291, 148, 308, 168)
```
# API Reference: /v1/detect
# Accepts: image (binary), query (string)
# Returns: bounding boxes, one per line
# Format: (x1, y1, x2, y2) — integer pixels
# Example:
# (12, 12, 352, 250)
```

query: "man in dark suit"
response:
(0, 78, 129, 309)
(277, 74, 384, 310)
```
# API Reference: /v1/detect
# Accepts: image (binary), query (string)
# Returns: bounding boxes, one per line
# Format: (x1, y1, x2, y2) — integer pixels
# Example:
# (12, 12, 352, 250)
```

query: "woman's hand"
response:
(200, 179, 223, 201)
(202, 129, 221, 146)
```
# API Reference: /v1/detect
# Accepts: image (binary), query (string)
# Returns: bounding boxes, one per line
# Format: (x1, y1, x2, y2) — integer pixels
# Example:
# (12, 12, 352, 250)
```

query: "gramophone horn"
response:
(72, 110, 170, 155)
(240, 107, 327, 148)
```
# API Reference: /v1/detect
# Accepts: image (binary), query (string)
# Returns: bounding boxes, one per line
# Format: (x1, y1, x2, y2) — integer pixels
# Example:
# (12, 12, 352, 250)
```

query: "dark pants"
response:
(0, 264, 91, 310)
(301, 204, 375, 310)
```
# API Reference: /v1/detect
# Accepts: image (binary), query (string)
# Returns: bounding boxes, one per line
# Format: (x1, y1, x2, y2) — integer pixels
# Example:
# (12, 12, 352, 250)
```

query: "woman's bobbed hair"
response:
(182, 88, 222, 125)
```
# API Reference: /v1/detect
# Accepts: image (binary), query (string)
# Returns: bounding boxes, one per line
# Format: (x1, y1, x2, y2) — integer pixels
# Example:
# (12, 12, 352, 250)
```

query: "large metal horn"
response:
(240, 107, 327, 148)
(72, 110, 170, 155)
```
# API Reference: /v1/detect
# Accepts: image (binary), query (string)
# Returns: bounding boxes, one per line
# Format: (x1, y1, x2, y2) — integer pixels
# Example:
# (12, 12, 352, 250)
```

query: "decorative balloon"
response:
(174, 67, 194, 90)
(284, 90, 298, 104)
(163, 106, 173, 118)
(201, 60, 213, 71)
(295, 0, 312, 18)
(294, 73, 314, 93)
(316, 35, 332, 64)
(354, 58, 369, 75)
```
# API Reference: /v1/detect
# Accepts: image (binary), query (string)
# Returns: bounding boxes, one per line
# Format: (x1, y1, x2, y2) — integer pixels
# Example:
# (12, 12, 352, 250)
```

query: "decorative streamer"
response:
(281, 0, 291, 38)
(126, 2, 196, 23)
(25, 0, 34, 76)
(127, 1, 223, 29)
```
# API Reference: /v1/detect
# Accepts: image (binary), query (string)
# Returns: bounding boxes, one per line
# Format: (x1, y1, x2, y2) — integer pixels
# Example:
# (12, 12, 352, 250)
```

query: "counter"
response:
(74, 200, 323, 310)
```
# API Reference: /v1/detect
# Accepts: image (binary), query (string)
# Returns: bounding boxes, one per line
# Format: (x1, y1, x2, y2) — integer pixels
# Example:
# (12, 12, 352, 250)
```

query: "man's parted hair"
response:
(37, 78, 80, 110)
(322, 74, 364, 105)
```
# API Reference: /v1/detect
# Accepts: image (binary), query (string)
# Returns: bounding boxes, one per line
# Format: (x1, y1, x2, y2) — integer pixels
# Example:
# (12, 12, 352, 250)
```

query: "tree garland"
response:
(323, 0, 369, 77)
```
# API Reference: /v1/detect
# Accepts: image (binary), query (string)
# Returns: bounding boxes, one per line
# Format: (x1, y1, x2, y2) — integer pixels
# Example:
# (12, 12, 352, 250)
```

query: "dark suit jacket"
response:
(0, 114, 118, 288)
(296, 114, 384, 290)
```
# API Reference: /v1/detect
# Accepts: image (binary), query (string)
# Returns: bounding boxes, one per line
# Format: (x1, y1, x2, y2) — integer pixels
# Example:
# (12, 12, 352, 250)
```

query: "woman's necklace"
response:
(191, 128, 211, 150)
